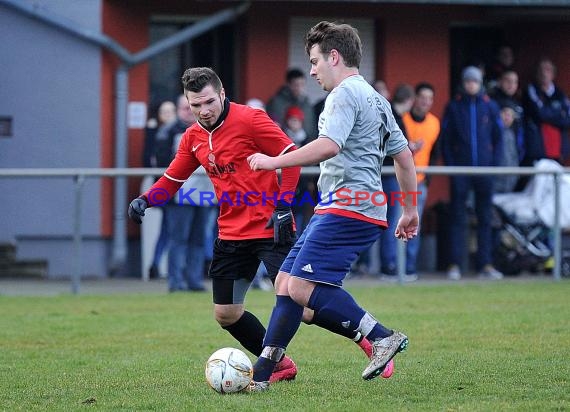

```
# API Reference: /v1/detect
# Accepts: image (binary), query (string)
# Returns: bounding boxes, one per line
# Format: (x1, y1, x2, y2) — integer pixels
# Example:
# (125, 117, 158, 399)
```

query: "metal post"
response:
(553, 172, 561, 281)
(72, 175, 85, 294)
(110, 66, 129, 276)
(397, 240, 406, 283)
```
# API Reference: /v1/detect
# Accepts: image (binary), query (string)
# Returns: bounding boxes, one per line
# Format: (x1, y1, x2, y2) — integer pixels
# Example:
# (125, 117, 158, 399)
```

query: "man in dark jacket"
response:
(267, 68, 316, 141)
(523, 58, 570, 164)
(441, 66, 504, 281)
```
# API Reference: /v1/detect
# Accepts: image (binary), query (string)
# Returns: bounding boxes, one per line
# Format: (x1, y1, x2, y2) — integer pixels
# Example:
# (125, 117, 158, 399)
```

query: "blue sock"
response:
(308, 284, 392, 342)
(253, 295, 304, 382)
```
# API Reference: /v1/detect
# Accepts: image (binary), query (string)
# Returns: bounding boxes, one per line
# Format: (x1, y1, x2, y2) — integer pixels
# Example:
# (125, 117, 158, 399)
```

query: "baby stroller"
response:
(492, 159, 570, 275)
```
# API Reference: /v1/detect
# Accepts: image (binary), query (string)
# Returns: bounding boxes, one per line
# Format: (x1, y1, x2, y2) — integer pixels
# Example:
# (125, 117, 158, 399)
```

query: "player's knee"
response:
(214, 305, 243, 327)
(301, 307, 314, 324)
(289, 288, 305, 306)
(288, 278, 312, 306)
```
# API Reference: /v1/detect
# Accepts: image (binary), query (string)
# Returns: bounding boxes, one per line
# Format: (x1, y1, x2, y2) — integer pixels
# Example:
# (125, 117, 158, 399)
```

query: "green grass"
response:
(1, 280, 569, 411)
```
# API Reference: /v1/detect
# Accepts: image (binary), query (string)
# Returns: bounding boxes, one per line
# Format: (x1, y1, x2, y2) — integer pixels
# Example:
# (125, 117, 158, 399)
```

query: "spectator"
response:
(143, 100, 176, 279)
(379, 84, 415, 281)
(244, 97, 273, 291)
(494, 103, 521, 193)
(283, 106, 308, 147)
(245, 98, 266, 111)
(489, 70, 527, 190)
(489, 70, 523, 119)
(402, 82, 440, 278)
(267, 68, 315, 140)
(157, 95, 214, 292)
(487, 45, 515, 89)
(143, 101, 176, 168)
(312, 93, 328, 139)
(282, 105, 314, 236)
(441, 66, 504, 280)
(523, 57, 570, 164)
(372, 79, 391, 100)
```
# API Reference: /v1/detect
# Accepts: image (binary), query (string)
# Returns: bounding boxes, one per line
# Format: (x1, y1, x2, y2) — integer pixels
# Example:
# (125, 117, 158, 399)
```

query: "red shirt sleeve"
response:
(279, 146, 301, 204)
(251, 109, 296, 156)
(143, 129, 201, 206)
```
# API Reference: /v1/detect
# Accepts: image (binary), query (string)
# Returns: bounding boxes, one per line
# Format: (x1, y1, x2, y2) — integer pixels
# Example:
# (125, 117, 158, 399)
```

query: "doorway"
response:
(449, 25, 506, 96)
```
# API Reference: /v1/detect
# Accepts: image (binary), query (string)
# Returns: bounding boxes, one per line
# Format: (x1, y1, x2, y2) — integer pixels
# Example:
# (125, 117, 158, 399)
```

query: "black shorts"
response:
(210, 238, 292, 304)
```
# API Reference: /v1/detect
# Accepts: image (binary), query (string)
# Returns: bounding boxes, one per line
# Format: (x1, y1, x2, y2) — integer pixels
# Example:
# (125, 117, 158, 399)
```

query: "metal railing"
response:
(0, 165, 568, 293)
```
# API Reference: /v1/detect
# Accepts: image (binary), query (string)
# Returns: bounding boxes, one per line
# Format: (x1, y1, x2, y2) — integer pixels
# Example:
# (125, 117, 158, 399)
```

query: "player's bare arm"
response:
(392, 147, 419, 240)
(248, 137, 339, 171)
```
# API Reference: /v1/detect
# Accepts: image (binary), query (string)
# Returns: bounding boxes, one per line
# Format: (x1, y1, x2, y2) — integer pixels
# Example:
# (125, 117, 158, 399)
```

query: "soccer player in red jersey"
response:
(129, 67, 377, 382)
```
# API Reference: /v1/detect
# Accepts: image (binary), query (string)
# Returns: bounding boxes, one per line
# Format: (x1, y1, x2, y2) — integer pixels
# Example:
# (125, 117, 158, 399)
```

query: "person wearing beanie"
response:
(462, 66, 483, 84)
(286, 105, 305, 120)
(441, 66, 504, 281)
(283, 106, 307, 147)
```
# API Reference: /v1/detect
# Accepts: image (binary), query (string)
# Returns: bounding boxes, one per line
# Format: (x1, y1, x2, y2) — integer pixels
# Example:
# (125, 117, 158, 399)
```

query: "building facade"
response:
(1, 0, 569, 277)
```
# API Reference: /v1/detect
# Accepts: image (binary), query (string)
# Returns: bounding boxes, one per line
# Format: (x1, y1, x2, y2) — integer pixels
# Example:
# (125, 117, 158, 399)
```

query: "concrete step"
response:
(0, 259, 48, 278)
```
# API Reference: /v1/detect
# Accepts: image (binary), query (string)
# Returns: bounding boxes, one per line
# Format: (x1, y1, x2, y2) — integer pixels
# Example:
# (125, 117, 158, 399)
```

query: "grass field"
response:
(1, 279, 569, 411)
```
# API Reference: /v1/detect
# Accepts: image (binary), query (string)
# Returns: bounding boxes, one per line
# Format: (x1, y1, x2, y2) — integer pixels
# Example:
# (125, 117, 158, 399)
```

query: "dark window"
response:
(148, 20, 235, 114)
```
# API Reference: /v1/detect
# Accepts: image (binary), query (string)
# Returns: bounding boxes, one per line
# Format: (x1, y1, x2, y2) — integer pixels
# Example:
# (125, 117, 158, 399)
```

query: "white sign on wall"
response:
(128, 102, 147, 129)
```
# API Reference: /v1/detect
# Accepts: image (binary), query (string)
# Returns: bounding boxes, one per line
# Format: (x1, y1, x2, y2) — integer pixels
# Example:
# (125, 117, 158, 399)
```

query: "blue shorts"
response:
(281, 213, 382, 287)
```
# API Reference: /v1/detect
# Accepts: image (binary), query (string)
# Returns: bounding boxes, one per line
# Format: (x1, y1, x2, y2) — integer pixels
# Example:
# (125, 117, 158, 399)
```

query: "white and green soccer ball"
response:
(205, 347, 253, 394)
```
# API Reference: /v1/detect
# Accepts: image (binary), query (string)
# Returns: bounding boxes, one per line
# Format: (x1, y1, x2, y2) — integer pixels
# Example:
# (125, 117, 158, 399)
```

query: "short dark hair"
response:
(181, 67, 223, 93)
(499, 69, 518, 79)
(305, 21, 362, 68)
(392, 84, 414, 104)
(415, 82, 434, 95)
(286, 68, 305, 83)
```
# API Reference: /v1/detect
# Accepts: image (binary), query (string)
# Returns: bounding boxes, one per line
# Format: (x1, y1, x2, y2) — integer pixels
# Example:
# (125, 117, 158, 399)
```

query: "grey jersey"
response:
(315, 75, 407, 222)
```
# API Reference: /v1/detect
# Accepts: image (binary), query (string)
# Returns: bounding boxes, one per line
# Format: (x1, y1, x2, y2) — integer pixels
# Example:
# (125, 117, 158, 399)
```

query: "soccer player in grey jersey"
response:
(246, 21, 419, 391)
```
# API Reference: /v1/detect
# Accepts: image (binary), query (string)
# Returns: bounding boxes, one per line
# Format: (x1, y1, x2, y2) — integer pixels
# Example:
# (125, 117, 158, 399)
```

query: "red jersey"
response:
(145, 102, 297, 240)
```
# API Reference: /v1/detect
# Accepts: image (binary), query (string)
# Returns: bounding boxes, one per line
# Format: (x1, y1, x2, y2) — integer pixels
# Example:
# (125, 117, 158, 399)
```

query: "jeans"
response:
(203, 207, 218, 262)
(449, 176, 494, 271)
(405, 181, 427, 274)
(151, 210, 169, 267)
(165, 205, 212, 290)
(378, 176, 401, 274)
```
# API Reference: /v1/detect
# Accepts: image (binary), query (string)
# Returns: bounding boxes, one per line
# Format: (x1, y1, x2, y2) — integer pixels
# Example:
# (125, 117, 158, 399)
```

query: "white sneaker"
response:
(362, 331, 408, 380)
(447, 265, 462, 280)
(478, 265, 504, 280)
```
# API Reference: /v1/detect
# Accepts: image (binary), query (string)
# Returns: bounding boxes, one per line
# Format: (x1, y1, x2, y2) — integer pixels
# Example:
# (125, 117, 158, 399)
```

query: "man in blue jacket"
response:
(441, 66, 504, 280)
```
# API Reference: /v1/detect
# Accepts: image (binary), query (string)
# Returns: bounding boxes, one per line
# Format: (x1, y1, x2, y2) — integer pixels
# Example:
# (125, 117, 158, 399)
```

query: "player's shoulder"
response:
(340, 74, 368, 92)
(331, 77, 364, 103)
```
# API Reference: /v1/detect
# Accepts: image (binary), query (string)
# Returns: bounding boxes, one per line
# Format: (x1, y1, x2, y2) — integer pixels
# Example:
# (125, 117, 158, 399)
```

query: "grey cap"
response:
(462, 66, 483, 83)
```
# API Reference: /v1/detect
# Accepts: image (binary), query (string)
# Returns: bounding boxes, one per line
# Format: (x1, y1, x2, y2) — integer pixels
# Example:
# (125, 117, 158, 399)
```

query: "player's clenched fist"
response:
(247, 153, 277, 171)
(128, 196, 148, 224)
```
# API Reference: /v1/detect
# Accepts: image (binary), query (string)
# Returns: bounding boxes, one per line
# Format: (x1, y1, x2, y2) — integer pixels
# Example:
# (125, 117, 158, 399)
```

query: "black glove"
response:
(128, 196, 148, 224)
(266, 200, 295, 245)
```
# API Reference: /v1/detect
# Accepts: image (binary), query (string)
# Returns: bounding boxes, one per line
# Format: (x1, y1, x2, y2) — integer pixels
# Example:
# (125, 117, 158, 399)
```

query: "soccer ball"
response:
(205, 347, 253, 394)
